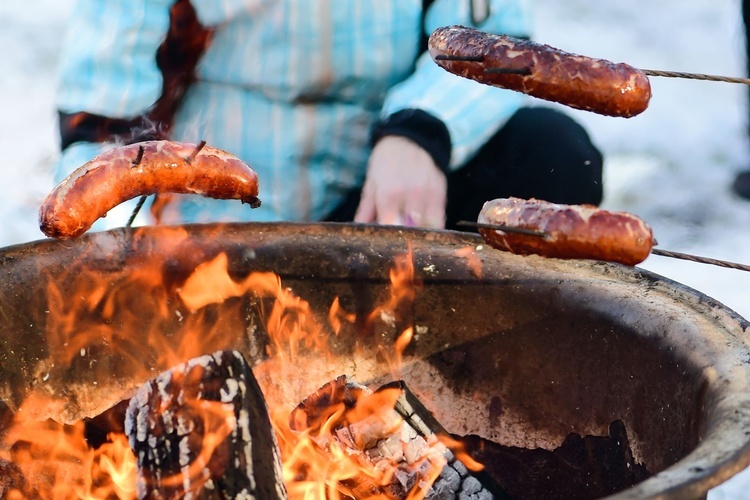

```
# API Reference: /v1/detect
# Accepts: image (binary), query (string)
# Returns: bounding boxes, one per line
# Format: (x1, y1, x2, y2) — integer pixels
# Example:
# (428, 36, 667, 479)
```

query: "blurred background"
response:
(1, 0, 750, 496)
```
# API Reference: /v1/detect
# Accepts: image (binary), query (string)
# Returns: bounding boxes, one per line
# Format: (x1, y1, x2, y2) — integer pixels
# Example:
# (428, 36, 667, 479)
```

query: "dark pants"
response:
(325, 106, 603, 231)
(732, 0, 750, 199)
(745, 0, 750, 133)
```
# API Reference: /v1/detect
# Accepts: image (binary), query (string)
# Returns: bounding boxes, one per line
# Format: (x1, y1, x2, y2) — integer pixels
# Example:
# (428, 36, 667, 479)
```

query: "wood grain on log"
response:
(125, 350, 287, 499)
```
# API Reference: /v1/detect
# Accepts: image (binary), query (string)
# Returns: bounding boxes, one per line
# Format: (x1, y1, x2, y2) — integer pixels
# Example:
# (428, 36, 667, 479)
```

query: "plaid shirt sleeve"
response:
(380, 0, 533, 170)
(53, 0, 533, 224)
(56, 0, 173, 118)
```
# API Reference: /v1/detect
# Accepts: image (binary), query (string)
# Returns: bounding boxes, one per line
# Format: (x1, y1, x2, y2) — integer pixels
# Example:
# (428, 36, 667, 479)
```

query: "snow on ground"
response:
(0, 1, 66, 245)
(2, 0, 750, 497)
(533, 2, 750, 496)
(534, 0, 750, 332)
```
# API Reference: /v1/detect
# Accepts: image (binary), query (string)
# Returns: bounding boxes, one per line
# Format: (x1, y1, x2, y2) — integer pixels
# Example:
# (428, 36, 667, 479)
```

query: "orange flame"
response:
(328, 296, 356, 335)
(2, 242, 467, 498)
(1, 396, 137, 499)
(368, 245, 417, 325)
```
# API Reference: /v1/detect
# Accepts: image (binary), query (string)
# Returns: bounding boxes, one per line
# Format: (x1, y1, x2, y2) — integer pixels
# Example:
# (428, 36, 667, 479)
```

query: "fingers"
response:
(403, 190, 445, 229)
(353, 185, 376, 223)
(354, 136, 448, 228)
(356, 185, 444, 228)
(354, 182, 404, 225)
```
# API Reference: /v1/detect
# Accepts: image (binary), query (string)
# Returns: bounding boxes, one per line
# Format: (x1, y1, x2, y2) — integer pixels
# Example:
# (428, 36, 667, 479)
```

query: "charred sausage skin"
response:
(39, 140, 261, 239)
(429, 26, 652, 118)
(478, 198, 654, 266)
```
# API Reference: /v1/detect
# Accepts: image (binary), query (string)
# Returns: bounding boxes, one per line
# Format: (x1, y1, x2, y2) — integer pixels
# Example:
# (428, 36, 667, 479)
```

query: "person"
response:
(733, 0, 750, 199)
(54, 0, 603, 231)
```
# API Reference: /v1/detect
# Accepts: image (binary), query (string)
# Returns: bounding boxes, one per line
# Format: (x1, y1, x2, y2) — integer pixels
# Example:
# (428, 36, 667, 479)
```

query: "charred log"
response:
(83, 398, 129, 450)
(0, 400, 13, 438)
(125, 349, 286, 499)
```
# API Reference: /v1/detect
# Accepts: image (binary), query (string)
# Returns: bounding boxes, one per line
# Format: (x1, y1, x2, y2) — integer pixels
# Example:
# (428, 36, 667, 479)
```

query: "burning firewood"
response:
(125, 349, 287, 499)
(288, 376, 507, 499)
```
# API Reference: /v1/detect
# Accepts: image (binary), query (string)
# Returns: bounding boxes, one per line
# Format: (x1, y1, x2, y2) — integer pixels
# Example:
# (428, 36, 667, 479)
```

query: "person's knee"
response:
(503, 107, 604, 205)
(509, 107, 595, 148)
(447, 106, 604, 227)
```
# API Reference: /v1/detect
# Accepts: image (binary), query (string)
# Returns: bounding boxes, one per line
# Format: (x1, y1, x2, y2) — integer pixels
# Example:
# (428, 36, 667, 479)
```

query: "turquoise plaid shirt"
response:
(56, 0, 531, 226)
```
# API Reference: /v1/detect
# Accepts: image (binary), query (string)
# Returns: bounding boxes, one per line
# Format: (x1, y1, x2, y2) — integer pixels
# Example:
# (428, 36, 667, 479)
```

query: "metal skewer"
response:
(434, 55, 750, 86)
(434, 54, 485, 62)
(127, 145, 148, 228)
(641, 69, 750, 86)
(459, 221, 547, 237)
(456, 221, 750, 273)
(434, 54, 533, 75)
(185, 139, 207, 164)
(126, 196, 148, 228)
(648, 248, 750, 273)
(483, 67, 533, 76)
(126, 140, 208, 228)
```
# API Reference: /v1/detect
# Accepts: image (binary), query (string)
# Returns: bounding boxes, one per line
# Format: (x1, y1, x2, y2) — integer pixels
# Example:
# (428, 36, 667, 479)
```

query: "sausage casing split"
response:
(39, 140, 261, 239)
(429, 25, 652, 118)
(478, 198, 654, 266)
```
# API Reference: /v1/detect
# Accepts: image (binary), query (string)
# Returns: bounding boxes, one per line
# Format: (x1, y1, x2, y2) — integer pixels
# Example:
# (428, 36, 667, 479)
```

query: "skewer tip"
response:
(434, 54, 485, 62)
(483, 67, 532, 76)
(456, 220, 547, 237)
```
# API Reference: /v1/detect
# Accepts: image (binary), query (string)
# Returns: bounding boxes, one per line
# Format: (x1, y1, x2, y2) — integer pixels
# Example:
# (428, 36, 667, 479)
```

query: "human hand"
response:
(354, 136, 447, 228)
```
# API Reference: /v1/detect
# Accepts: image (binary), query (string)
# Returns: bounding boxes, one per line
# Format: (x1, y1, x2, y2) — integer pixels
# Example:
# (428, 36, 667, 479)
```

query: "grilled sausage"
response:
(478, 198, 654, 265)
(39, 140, 261, 239)
(429, 25, 652, 118)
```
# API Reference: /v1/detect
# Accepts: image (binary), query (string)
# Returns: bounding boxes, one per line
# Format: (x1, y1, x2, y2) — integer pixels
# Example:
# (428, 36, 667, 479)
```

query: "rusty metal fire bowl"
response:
(1, 222, 750, 498)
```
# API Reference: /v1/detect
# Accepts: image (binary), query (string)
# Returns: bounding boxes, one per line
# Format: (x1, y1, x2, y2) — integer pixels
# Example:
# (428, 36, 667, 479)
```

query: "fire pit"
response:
(1, 222, 750, 498)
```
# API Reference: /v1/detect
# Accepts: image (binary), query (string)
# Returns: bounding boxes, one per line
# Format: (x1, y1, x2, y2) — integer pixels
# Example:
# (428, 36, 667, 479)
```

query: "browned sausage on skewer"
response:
(39, 140, 261, 239)
(478, 198, 654, 266)
(429, 25, 652, 118)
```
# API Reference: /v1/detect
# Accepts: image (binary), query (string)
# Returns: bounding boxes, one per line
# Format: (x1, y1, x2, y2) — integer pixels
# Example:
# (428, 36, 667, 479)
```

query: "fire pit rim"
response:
(3, 221, 750, 499)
